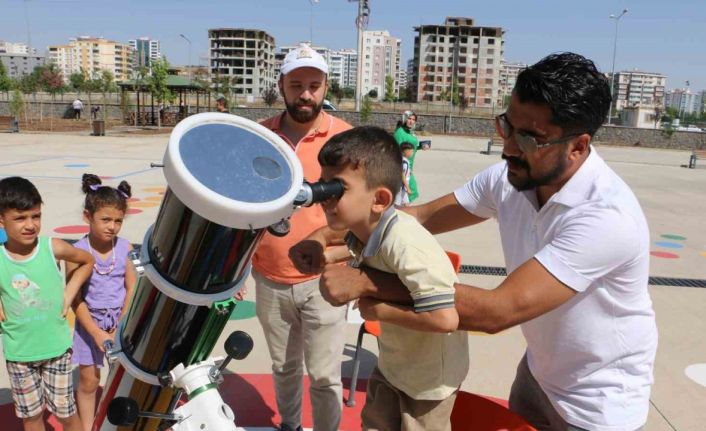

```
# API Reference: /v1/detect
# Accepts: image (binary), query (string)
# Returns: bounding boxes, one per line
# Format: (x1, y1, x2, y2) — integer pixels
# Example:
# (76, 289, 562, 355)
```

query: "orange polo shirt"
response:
(252, 110, 352, 284)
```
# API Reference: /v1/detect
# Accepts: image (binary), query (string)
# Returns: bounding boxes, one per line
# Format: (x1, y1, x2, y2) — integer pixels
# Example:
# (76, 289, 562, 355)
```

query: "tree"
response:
(368, 88, 378, 99)
(148, 58, 173, 128)
(0, 61, 11, 101)
(261, 84, 278, 107)
(360, 95, 372, 123)
(653, 105, 663, 130)
(439, 78, 460, 106)
(343, 87, 355, 99)
(95, 70, 117, 121)
(133, 66, 149, 126)
(17, 73, 37, 123)
(383, 75, 395, 102)
(37, 64, 65, 130)
(9, 89, 24, 121)
(459, 95, 469, 112)
(327, 79, 344, 105)
(68, 72, 86, 97)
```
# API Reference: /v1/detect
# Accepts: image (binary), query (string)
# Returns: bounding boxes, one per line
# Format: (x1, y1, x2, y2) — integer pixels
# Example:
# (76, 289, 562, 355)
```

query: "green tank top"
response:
(0, 237, 72, 361)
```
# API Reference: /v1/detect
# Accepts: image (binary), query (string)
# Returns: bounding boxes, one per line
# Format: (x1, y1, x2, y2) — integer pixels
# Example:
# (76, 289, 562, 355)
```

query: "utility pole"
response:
(607, 8, 628, 125)
(353, 0, 369, 112)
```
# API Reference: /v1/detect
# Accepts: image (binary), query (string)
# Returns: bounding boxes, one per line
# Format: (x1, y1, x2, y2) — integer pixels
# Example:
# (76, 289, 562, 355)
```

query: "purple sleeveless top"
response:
(74, 236, 128, 309)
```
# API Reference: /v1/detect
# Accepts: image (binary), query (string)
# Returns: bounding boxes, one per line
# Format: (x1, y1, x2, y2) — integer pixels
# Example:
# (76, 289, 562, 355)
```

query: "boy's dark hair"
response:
(514, 52, 611, 137)
(400, 142, 415, 152)
(0, 177, 43, 213)
(81, 173, 132, 214)
(319, 126, 403, 196)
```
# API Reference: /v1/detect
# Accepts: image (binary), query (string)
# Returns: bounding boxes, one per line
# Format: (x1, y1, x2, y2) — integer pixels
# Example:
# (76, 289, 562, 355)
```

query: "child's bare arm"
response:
(54, 238, 94, 316)
(0, 299, 5, 322)
(323, 245, 352, 265)
(120, 244, 137, 320)
(358, 297, 459, 333)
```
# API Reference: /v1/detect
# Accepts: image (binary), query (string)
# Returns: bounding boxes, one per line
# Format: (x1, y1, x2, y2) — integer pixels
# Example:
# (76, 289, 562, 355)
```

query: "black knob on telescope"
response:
(225, 330, 254, 360)
(107, 397, 139, 426)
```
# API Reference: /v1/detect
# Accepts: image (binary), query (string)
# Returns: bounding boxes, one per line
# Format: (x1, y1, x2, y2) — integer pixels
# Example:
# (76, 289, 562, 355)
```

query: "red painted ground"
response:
(0, 374, 518, 430)
(53, 225, 89, 235)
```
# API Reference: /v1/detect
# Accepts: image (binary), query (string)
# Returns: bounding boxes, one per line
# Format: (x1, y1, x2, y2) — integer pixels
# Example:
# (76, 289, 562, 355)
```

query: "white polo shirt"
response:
(454, 148, 657, 431)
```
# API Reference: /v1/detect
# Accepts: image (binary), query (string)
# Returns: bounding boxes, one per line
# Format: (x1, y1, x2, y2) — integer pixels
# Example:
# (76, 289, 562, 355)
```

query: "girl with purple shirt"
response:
(66, 173, 136, 431)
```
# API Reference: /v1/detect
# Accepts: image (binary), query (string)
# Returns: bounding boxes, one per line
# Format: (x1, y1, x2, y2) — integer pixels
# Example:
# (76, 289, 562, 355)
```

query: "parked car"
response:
(322, 99, 337, 111)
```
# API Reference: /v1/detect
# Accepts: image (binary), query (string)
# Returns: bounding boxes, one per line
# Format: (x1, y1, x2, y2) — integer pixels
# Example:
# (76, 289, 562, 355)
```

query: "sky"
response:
(1, 0, 704, 90)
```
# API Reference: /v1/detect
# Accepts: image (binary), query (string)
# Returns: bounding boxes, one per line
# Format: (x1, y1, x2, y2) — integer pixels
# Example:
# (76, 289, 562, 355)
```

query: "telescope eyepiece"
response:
(294, 180, 344, 207)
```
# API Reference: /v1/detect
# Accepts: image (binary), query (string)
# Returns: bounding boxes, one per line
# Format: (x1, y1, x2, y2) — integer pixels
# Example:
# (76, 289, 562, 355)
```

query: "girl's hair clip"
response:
(89, 184, 102, 192)
(117, 189, 129, 199)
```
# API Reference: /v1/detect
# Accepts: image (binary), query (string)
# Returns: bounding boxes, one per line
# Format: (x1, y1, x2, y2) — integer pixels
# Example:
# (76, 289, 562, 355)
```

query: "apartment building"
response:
(610, 70, 666, 111)
(360, 30, 401, 99)
(276, 45, 357, 90)
(48, 36, 133, 81)
(410, 17, 504, 107)
(499, 61, 526, 103)
(664, 88, 703, 115)
(0, 41, 37, 55)
(128, 37, 161, 70)
(0, 53, 45, 78)
(209, 28, 276, 96)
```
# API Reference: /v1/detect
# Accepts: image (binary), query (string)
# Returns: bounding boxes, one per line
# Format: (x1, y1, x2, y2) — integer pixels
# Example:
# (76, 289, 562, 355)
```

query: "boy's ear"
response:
(372, 187, 393, 215)
(82, 209, 91, 225)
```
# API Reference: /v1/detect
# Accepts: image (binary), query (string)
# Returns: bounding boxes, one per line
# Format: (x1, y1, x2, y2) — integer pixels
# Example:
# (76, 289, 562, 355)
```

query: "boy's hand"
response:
(289, 240, 326, 274)
(358, 297, 382, 320)
(320, 264, 368, 306)
(93, 329, 115, 352)
(62, 294, 72, 318)
(234, 285, 248, 301)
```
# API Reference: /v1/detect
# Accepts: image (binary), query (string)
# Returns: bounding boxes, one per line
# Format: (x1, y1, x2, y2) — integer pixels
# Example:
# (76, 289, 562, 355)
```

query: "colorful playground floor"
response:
(0, 130, 705, 430)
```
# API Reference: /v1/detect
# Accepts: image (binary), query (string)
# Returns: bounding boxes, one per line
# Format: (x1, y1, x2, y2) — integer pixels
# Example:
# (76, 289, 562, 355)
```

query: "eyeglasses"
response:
(495, 113, 583, 154)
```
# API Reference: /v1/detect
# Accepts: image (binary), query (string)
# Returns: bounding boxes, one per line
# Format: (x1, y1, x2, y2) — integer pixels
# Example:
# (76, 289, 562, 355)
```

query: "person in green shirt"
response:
(0, 176, 94, 431)
(393, 110, 420, 202)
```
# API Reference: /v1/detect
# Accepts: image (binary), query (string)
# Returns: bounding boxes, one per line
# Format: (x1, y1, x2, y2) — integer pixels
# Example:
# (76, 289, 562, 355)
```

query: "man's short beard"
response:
(285, 98, 323, 123)
(503, 153, 568, 191)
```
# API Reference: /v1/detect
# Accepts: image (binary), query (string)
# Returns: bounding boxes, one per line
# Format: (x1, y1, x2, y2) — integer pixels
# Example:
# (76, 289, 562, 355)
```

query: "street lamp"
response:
(607, 8, 627, 125)
(179, 33, 192, 83)
(353, 0, 370, 112)
(308, 0, 319, 43)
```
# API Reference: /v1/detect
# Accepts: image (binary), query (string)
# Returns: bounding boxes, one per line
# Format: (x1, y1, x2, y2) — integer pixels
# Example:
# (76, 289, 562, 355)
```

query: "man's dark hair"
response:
(0, 177, 43, 213)
(514, 52, 611, 136)
(319, 126, 403, 196)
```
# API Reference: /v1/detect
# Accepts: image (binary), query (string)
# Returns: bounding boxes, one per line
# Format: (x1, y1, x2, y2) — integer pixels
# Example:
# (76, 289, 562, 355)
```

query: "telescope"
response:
(92, 113, 342, 430)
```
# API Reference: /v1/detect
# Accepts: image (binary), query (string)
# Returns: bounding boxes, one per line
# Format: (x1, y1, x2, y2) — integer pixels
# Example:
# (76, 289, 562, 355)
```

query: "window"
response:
(488, 38, 495, 45)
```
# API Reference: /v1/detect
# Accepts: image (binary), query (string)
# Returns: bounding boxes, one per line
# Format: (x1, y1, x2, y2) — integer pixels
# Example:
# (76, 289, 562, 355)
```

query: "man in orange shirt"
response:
(252, 43, 352, 431)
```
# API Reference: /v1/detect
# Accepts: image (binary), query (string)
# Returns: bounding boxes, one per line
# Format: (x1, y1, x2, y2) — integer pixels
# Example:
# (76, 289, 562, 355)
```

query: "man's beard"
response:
(502, 153, 567, 191)
(285, 98, 323, 123)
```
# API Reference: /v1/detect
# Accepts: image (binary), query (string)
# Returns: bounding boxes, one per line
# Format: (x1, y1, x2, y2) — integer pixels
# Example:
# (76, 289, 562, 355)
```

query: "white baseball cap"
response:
(280, 43, 328, 77)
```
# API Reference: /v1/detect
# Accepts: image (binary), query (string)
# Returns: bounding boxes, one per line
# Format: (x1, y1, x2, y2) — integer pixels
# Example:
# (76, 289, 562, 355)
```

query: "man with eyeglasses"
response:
(292, 52, 656, 431)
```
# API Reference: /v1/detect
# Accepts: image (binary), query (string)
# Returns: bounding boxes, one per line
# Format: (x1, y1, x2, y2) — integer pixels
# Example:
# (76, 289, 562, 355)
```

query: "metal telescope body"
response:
(93, 113, 340, 431)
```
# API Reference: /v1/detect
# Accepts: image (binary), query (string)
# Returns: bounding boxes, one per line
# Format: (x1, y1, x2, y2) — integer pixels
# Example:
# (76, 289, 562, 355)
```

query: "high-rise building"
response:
(0, 53, 45, 78)
(209, 28, 276, 96)
(128, 37, 161, 71)
(275, 45, 357, 91)
(410, 17, 504, 107)
(610, 70, 666, 111)
(499, 61, 526, 103)
(664, 88, 702, 115)
(0, 41, 37, 55)
(328, 49, 357, 90)
(48, 36, 133, 82)
(360, 30, 401, 99)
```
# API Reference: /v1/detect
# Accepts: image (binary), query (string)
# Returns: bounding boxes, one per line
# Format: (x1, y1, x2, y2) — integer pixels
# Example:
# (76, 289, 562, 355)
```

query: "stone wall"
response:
(2, 102, 703, 150)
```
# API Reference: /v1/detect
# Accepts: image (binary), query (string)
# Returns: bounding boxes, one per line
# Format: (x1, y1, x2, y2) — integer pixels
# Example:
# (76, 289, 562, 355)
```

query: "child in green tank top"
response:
(0, 177, 94, 431)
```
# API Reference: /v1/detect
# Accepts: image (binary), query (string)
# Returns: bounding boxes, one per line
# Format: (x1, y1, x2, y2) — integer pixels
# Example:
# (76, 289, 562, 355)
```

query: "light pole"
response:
(179, 33, 192, 83)
(354, 0, 370, 112)
(308, 0, 319, 43)
(607, 8, 627, 125)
